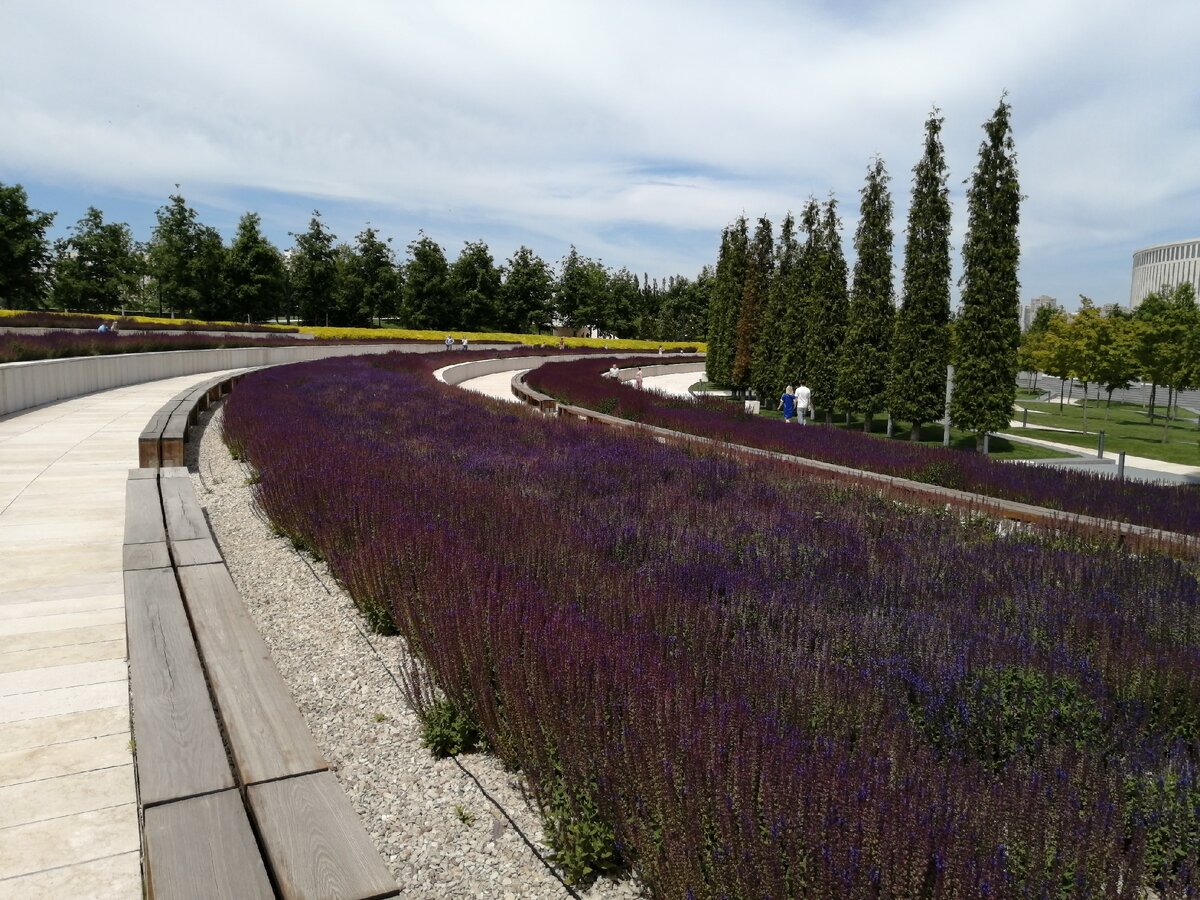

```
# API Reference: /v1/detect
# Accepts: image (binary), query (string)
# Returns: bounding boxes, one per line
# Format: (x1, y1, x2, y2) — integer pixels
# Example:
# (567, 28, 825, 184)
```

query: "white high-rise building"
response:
(1022, 295, 1058, 331)
(1130, 239, 1200, 308)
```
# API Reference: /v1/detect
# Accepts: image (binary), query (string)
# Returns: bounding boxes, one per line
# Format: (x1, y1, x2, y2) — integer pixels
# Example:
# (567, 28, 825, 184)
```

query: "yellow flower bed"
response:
(0, 309, 295, 331)
(300, 325, 704, 352)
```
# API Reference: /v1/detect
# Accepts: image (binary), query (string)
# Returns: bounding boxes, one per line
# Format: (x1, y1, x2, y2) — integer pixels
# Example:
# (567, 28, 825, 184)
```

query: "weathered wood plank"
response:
(170, 536, 224, 568)
(159, 474, 210, 543)
(125, 566, 234, 807)
(176, 562, 327, 785)
(124, 540, 171, 571)
(248, 772, 398, 900)
(143, 790, 273, 900)
(124, 477, 166, 545)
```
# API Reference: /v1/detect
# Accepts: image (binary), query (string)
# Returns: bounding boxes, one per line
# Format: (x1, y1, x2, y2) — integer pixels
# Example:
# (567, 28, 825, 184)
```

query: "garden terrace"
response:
(223, 353, 1200, 898)
(522, 356, 1200, 541)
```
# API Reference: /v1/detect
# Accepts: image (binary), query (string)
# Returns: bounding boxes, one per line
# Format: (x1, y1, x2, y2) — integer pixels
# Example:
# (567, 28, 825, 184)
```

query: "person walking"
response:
(795, 380, 813, 425)
(779, 385, 797, 423)
(635, 367, 644, 390)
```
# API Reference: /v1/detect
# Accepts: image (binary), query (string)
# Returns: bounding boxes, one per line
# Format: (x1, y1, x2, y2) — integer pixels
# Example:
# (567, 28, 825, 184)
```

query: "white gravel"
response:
(189, 402, 644, 900)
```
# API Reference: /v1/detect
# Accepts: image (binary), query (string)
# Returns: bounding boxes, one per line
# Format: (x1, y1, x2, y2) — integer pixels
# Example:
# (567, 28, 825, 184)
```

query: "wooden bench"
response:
(125, 446, 397, 897)
(139, 371, 251, 468)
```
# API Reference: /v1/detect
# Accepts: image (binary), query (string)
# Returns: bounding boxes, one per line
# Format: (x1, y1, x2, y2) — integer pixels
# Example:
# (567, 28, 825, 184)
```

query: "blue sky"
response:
(3, 0, 1197, 311)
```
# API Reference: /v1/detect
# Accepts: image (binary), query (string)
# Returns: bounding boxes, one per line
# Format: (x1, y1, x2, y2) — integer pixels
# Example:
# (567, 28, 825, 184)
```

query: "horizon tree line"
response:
(0, 183, 708, 341)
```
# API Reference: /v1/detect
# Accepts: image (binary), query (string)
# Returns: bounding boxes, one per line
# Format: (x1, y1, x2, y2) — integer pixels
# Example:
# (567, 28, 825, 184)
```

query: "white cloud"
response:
(2, 0, 1198, 305)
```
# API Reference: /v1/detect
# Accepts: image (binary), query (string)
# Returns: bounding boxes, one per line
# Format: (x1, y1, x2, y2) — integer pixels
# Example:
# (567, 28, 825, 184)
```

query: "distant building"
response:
(1022, 295, 1058, 331)
(1130, 238, 1200, 308)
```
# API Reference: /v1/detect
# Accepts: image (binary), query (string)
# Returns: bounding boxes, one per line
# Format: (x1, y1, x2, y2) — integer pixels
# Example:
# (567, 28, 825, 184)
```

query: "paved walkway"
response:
(0, 371, 239, 899)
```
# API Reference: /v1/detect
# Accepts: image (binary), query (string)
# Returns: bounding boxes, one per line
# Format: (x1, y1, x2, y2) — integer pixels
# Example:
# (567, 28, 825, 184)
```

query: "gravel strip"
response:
(190, 402, 644, 899)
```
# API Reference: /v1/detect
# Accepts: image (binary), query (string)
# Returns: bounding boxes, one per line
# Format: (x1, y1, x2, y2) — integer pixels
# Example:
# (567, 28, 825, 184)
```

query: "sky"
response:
(2, 0, 1197, 312)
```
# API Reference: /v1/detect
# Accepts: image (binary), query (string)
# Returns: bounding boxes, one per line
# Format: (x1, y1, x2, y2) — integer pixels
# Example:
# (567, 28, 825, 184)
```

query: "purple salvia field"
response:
(223, 352, 1199, 898)
(525, 356, 1200, 538)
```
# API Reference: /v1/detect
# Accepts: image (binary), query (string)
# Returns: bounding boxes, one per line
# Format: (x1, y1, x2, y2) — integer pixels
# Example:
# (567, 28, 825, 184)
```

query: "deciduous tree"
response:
(51, 207, 141, 313)
(497, 246, 553, 333)
(289, 212, 338, 326)
(0, 182, 54, 309)
(225, 212, 285, 323)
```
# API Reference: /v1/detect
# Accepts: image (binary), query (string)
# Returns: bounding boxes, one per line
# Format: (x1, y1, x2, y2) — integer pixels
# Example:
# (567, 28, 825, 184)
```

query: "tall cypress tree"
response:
(889, 110, 953, 441)
(705, 216, 748, 388)
(789, 199, 822, 385)
(732, 216, 773, 390)
(750, 212, 799, 407)
(838, 157, 895, 431)
(951, 95, 1022, 449)
(804, 198, 848, 421)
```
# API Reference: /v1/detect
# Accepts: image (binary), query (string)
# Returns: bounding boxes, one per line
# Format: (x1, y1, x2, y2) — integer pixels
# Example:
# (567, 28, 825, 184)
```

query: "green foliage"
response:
(838, 157, 895, 428)
(0, 182, 55, 309)
(341, 226, 399, 327)
(556, 246, 611, 333)
(449, 240, 501, 331)
(732, 216, 773, 389)
(148, 193, 225, 319)
(751, 213, 800, 407)
(951, 95, 1022, 445)
(1124, 768, 1200, 886)
(225, 212, 285, 323)
(705, 217, 748, 387)
(543, 767, 622, 885)
(289, 212, 339, 326)
(454, 804, 477, 826)
(912, 664, 1102, 772)
(401, 232, 451, 329)
(498, 245, 554, 333)
(889, 110, 952, 439)
(421, 697, 483, 758)
(51, 207, 143, 313)
(804, 198, 849, 419)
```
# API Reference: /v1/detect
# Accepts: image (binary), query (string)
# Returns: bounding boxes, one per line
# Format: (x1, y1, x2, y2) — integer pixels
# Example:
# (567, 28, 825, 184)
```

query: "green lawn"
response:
(1008, 400, 1200, 465)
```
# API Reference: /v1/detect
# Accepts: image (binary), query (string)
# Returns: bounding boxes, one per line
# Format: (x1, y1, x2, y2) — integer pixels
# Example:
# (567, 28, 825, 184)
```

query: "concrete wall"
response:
(435, 355, 704, 386)
(0, 343, 440, 418)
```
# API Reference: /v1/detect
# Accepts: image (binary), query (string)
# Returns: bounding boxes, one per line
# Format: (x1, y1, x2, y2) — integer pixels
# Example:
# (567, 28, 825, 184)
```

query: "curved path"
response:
(0, 371, 243, 897)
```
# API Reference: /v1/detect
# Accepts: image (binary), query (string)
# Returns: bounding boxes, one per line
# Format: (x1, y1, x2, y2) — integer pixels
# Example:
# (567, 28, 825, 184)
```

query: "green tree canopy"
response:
(705, 217, 748, 387)
(0, 182, 56, 309)
(750, 212, 800, 406)
(51, 206, 142, 314)
(838, 157, 895, 430)
(148, 193, 225, 319)
(804, 198, 849, 420)
(289, 212, 338, 326)
(225, 212, 285, 323)
(449, 240, 501, 331)
(555, 246, 610, 334)
(401, 233, 451, 329)
(497, 246, 553, 334)
(888, 110, 953, 440)
(732, 216, 773, 389)
(951, 96, 1022, 449)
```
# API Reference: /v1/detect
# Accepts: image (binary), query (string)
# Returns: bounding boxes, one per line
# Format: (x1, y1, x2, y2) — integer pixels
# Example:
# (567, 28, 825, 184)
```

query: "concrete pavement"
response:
(0, 371, 241, 899)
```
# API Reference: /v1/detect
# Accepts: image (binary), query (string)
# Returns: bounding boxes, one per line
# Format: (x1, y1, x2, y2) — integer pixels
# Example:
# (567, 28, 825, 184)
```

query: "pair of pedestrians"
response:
(778, 382, 813, 424)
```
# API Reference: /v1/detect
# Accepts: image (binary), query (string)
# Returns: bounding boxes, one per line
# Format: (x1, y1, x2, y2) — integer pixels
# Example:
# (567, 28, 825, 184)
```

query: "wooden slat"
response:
(124, 541, 171, 571)
(128, 466, 159, 480)
(248, 772, 398, 900)
(159, 474, 210, 543)
(125, 566, 235, 807)
(143, 790, 274, 900)
(170, 537, 224, 568)
(176, 562, 327, 785)
(125, 477, 166, 545)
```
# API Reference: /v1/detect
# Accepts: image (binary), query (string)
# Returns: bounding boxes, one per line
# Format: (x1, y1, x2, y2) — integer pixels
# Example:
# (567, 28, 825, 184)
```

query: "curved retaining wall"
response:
(0, 343, 446, 418)
(435, 354, 704, 388)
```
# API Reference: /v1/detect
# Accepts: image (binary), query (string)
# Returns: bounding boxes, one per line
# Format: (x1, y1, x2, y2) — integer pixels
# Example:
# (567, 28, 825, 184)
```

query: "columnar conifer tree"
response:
(705, 216, 748, 387)
(889, 111, 953, 441)
(750, 213, 799, 406)
(804, 198, 848, 421)
(951, 95, 1022, 450)
(838, 158, 895, 431)
(790, 199, 822, 384)
(732, 216, 773, 390)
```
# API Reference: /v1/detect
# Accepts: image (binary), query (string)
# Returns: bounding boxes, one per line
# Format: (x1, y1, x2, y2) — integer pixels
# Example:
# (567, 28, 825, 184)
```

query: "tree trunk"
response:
(1081, 382, 1089, 434)
(976, 433, 985, 453)
(910, 422, 921, 442)
(1162, 387, 1174, 443)
(1148, 383, 1157, 423)
(863, 411, 872, 434)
